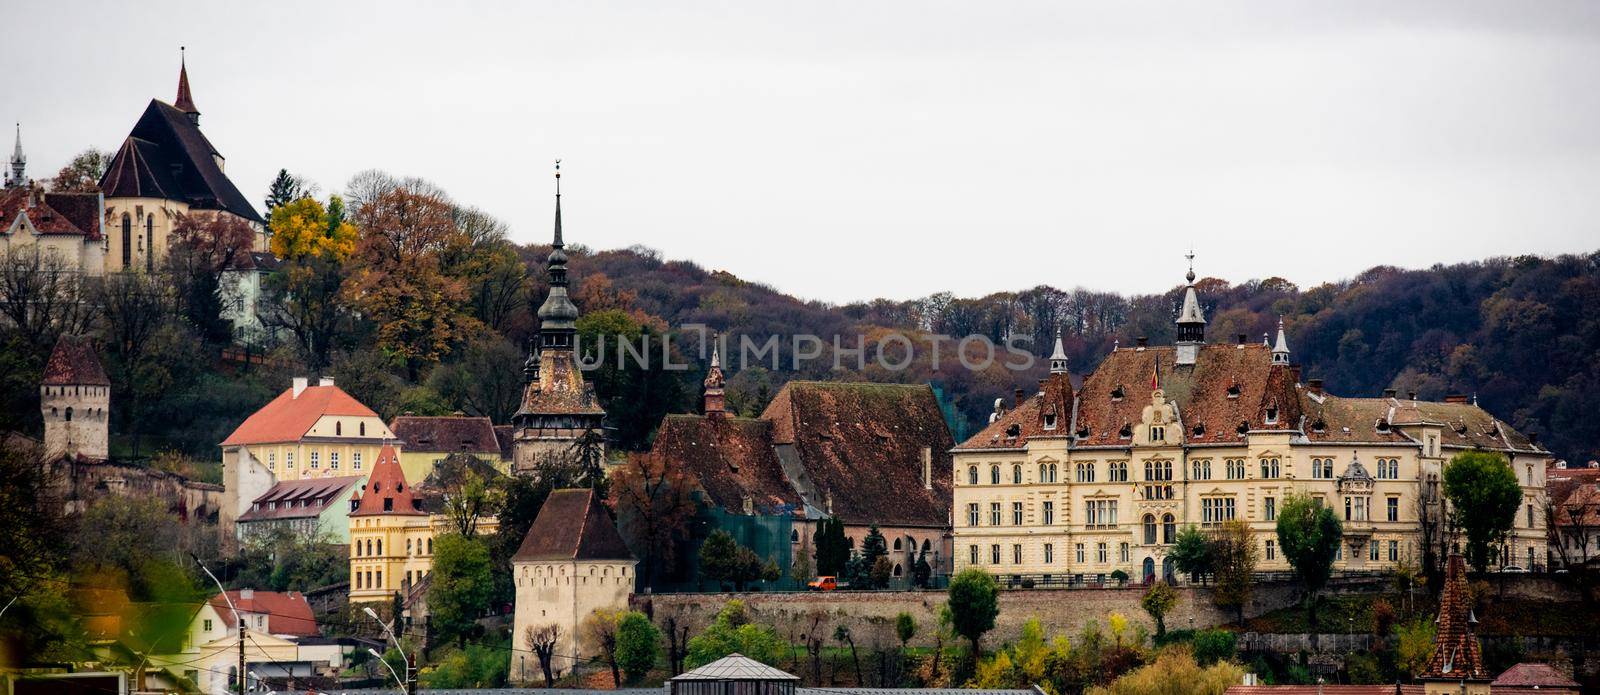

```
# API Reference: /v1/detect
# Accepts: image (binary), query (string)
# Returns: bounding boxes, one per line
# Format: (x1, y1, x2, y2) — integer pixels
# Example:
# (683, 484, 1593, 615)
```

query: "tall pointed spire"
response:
(536, 160, 579, 350)
(703, 338, 727, 418)
(1049, 327, 1069, 374)
(5, 123, 23, 188)
(174, 47, 200, 124)
(1271, 317, 1290, 365)
(1175, 250, 1206, 365)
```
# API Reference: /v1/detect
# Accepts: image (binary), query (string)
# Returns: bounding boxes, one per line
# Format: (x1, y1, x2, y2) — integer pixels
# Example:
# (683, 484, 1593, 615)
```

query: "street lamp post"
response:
(364, 605, 415, 695)
(193, 555, 246, 694)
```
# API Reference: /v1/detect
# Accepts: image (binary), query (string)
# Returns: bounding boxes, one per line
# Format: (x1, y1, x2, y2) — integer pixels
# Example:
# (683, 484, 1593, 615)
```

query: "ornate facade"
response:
(952, 264, 1551, 583)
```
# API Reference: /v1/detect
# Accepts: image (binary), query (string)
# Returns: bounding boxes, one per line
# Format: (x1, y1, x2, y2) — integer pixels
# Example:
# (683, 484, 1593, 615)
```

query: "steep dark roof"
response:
(647, 414, 802, 516)
(1421, 553, 1488, 682)
(390, 415, 501, 455)
(99, 100, 262, 223)
(513, 488, 634, 562)
(42, 336, 109, 386)
(761, 381, 953, 528)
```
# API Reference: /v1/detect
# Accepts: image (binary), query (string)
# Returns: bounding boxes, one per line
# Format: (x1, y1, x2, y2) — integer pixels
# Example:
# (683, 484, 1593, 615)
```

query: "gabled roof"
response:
(956, 372, 1074, 451)
(1492, 663, 1579, 689)
(391, 415, 500, 455)
(42, 335, 109, 386)
(513, 488, 634, 562)
(671, 653, 799, 681)
(209, 590, 318, 638)
(1297, 390, 1413, 445)
(350, 445, 424, 517)
(99, 99, 262, 223)
(221, 384, 380, 446)
(646, 414, 802, 516)
(0, 188, 101, 240)
(1070, 343, 1298, 447)
(237, 475, 364, 522)
(1389, 398, 1542, 453)
(761, 381, 953, 528)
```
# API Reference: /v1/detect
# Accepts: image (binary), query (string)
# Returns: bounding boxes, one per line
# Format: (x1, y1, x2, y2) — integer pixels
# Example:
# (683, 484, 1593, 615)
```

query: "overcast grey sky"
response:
(6, 1, 1600, 303)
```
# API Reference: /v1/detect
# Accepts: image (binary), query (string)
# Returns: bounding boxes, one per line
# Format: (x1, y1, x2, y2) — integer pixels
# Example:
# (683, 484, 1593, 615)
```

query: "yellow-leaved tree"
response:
(268, 196, 358, 262)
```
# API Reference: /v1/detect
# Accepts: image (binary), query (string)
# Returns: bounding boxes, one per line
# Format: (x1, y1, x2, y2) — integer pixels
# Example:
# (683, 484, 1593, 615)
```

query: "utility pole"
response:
(194, 554, 247, 693)
(407, 649, 419, 695)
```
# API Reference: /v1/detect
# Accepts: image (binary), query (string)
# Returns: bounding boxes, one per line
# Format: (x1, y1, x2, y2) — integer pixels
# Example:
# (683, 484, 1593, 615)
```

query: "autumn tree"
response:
(1140, 580, 1178, 637)
(263, 195, 358, 370)
(167, 211, 256, 345)
(347, 187, 477, 380)
(1209, 519, 1257, 626)
(50, 148, 110, 192)
(581, 608, 624, 686)
(613, 451, 697, 588)
(425, 332, 525, 423)
(1443, 451, 1523, 572)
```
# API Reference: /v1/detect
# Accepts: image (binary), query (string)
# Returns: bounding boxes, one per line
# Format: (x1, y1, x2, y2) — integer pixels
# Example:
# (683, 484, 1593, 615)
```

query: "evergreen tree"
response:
(813, 517, 851, 577)
(264, 168, 306, 217)
(1170, 525, 1215, 584)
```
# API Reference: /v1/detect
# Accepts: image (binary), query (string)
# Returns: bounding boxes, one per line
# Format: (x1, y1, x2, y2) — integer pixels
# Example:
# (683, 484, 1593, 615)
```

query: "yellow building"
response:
(952, 267, 1550, 583)
(221, 377, 396, 540)
(348, 444, 498, 604)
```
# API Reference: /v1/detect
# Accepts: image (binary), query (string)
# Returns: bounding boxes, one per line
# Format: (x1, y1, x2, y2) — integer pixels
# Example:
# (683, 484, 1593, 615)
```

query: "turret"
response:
(703, 341, 726, 418)
(1271, 317, 1290, 365)
(1175, 252, 1206, 365)
(1049, 327, 1069, 375)
(6, 123, 24, 188)
(535, 160, 579, 352)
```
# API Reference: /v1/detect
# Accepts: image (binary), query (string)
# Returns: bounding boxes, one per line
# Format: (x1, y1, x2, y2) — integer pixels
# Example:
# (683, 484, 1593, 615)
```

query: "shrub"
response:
(615, 611, 662, 684)
(1191, 629, 1236, 666)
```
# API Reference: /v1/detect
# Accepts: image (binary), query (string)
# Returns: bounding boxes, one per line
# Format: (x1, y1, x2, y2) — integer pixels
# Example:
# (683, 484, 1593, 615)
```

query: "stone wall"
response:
(637, 582, 1301, 648)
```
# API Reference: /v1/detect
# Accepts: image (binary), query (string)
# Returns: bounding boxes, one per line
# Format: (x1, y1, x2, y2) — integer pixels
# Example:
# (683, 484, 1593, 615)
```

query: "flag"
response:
(1150, 361, 1159, 391)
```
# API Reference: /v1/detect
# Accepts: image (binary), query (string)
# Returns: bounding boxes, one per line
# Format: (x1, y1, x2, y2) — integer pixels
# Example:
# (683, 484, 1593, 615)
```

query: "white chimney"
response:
(319, 376, 335, 387)
(292, 377, 308, 398)
(922, 447, 933, 490)
(239, 588, 254, 600)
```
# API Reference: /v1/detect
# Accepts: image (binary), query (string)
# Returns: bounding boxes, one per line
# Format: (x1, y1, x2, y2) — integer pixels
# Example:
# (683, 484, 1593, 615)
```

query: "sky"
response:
(5, 1, 1600, 304)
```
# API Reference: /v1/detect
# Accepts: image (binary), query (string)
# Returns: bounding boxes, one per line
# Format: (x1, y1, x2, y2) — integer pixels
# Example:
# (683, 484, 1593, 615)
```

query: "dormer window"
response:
(1237, 420, 1249, 435)
(1192, 423, 1206, 437)
(1110, 385, 1125, 401)
(1264, 406, 1279, 425)
(1311, 419, 1326, 433)
(1005, 423, 1021, 439)
(1226, 384, 1241, 399)
(1076, 426, 1090, 438)
(1119, 423, 1132, 439)
(1376, 420, 1391, 433)
(1043, 412, 1057, 430)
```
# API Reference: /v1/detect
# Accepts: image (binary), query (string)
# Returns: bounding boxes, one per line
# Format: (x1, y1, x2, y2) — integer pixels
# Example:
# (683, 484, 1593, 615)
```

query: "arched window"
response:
(1012, 464, 1022, 484)
(1162, 514, 1176, 544)
(967, 466, 978, 485)
(121, 214, 132, 268)
(990, 465, 1000, 485)
(376, 539, 382, 555)
(893, 538, 902, 551)
(1050, 463, 1059, 482)
(1143, 514, 1157, 545)
(336, 422, 342, 436)
(144, 215, 155, 272)
(64, 407, 73, 422)
(1039, 463, 1048, 482)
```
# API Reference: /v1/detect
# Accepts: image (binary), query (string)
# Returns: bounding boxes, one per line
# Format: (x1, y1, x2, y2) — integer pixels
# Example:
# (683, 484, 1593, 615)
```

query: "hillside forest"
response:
(2, 165, 1597, 474)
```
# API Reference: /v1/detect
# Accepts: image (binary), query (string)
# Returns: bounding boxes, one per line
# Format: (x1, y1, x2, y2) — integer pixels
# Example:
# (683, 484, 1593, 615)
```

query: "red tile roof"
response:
(1421, 553, 1489, 682)
(1390, 398, 1542, 453)
(761, 381, 953, 528)
(646, 414, 802, 516)
(956, 373, 1074, 451)
(1297, 391, 1413, 445)
(209, 590, 318, 638)
(1226, 686, 1423, 695)
(237, 476, 364, 522)
(390, 415, 500, 455)
(1492, 663, 1579, 689)
(0, 188, 100, 239)
(42, 335, 109, 386)
(349, 445, 424, 517)
(221, 384, 379, 446)
(513, 488, 634, 562)
(1071, 344, 1299, 448)
(516, 350, 605, 417)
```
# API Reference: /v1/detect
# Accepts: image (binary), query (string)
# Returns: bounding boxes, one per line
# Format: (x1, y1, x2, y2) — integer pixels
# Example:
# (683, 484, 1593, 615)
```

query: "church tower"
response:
(6, 124, 24, 188)
(40, 336, 110, 461)
(1175, 252, 1206, 365)
(703, 342, 726, 419)
(511, 162, 607, 472)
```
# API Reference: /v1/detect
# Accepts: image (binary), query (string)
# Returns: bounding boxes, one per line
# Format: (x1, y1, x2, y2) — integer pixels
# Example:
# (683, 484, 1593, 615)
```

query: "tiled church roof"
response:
(761, 381, 953, 528)
(646, 414, 801, 515)
(100, 99, 262, 223)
